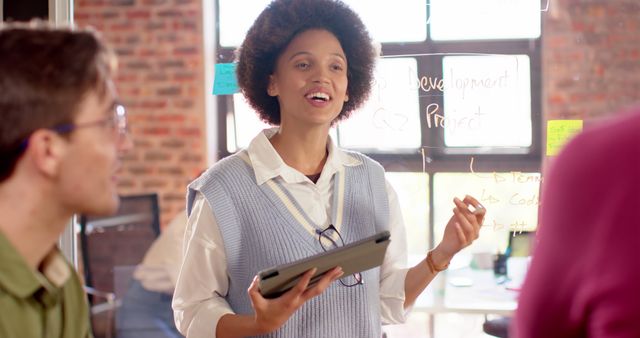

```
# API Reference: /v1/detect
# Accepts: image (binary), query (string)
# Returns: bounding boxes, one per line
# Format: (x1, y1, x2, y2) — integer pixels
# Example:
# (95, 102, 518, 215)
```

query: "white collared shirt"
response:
(173, 128, 409, 337)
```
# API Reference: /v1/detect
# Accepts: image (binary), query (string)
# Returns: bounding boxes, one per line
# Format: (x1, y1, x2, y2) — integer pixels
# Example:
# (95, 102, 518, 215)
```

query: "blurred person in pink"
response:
(514, 108, 640, 338)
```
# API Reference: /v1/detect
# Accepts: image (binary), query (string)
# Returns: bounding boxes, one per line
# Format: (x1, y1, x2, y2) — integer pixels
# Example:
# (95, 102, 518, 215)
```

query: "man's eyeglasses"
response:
(16, 104, 128, 155)
(52, 103, 128, 137)
(316, 224, 363, 287)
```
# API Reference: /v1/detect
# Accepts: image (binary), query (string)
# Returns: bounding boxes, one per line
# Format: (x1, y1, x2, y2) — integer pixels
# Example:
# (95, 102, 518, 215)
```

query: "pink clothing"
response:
(514, 109, 640, 338)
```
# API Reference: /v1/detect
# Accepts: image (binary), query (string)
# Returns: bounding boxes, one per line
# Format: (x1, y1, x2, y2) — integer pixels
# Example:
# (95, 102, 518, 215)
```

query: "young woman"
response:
(173, 1, 485, 337)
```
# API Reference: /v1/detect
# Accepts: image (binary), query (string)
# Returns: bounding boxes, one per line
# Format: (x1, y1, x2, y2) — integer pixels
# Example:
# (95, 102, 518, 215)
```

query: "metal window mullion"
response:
(51, 0, 77, 265)
(48, 0, 72, 26)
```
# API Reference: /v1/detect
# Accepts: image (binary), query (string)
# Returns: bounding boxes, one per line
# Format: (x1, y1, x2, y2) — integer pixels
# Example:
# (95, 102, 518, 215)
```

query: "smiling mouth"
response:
(306, 92, 331, 102)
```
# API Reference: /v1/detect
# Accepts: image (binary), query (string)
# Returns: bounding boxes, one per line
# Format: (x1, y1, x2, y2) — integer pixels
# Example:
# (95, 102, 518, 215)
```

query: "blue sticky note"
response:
(213, 63, 239, 95)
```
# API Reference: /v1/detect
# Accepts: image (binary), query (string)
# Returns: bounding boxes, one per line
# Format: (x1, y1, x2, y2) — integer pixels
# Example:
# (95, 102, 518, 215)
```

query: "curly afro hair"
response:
(236, 0, 376, 125)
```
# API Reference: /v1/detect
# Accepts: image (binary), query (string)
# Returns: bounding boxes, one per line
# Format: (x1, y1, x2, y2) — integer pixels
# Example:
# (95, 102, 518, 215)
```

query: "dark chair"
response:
(79, 193, 161, 338)
(483, 316, 511, 338)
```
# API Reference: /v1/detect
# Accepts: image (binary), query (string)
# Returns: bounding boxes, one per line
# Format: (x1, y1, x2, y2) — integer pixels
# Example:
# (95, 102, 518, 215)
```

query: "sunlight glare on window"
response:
(219, 0, 271, 47)
(386, 172, 430, 266)
(343, 0, 427, 43)
(338, 58, 421, 151)
(442, 55, 532, 148)
(433, 172, 540, 259)
(430, 0, 541, 41)
(232, 94, 271, 150)
(220, 0, 427, 46)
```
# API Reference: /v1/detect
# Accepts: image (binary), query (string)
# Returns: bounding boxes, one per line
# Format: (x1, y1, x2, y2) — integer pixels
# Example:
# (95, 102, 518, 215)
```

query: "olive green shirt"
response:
(0, 230, 92, 338)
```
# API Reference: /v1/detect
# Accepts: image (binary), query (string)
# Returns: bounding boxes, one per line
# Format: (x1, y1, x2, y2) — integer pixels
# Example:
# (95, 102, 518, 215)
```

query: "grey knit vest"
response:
(187, 150, 390, 338)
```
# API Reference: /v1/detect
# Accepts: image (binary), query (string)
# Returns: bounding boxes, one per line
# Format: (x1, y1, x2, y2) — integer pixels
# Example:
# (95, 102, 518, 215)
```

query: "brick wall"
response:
(544, 0, 640, 121)
(74, 0, 207, 228)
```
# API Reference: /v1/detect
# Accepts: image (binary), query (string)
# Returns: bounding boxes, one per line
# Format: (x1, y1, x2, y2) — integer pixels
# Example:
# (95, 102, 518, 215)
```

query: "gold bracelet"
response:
(426, 250, 450, 274)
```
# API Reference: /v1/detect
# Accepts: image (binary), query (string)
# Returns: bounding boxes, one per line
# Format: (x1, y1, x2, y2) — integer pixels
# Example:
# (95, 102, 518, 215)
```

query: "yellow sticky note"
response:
(546, 120, 583, 156)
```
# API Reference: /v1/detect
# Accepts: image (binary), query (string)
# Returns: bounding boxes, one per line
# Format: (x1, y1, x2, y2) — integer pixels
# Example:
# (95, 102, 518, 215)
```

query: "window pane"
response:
(338, 58, 421, 151)
(433, 172, 540, 263)
(386, 172, 429, 266)
(430, 0, 541, 41)
(230, 94, 271, 151)
(343, 0, 427, 43)
(442, 55, 532, 148)
(218, 0, 271, 47)
(219, 0, 427, 47)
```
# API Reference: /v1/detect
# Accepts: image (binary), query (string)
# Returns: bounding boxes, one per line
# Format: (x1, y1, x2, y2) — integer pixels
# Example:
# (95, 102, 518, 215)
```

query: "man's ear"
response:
(26, 130, 66, 178)
(267, 75, 278, 97)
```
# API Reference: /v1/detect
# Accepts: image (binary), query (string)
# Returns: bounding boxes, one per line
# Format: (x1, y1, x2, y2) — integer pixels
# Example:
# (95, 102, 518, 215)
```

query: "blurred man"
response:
(0, 23, 130, 337)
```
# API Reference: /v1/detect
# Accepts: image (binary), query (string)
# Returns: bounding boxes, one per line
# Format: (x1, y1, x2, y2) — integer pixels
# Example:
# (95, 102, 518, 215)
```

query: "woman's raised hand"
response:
(434, 195, 486, 261)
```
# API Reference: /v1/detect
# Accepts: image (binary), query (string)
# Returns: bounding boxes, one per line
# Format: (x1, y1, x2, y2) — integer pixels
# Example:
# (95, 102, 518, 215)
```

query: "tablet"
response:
(258, 230, 391, 299)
